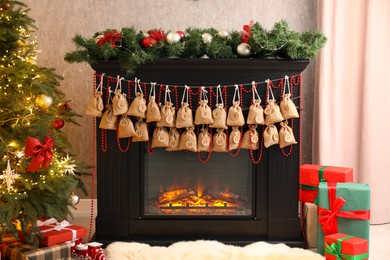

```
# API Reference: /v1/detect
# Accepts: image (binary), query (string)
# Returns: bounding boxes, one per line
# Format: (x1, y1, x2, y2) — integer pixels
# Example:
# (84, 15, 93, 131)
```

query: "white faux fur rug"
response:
(106, 240, 324, 260)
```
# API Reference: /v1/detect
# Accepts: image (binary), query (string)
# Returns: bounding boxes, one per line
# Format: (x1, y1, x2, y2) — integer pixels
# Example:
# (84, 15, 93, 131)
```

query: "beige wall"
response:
(24, 0, 318, 198)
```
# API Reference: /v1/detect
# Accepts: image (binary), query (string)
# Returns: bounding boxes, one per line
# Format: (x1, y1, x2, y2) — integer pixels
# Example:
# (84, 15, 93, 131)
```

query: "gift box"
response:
(317, 182, 370, 255)
(19, 219, 87, 247)
(324, 233, 368, 260)
(300, 164, 353, 203)
(1, 233, 71, 260)
(303, 202, 317, 248)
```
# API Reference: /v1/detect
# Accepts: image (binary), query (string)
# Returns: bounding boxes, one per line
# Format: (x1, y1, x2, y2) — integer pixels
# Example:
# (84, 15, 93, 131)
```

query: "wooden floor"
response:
(72, 199, 390, 259)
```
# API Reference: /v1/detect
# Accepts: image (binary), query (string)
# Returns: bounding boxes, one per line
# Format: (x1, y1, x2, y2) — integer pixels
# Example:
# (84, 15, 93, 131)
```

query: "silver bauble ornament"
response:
(236, 43, 251, 57)
(201, 33, 213, 44)
(217, 29, 230, 39)
(35, 94, 53, 111)
(166, 32, 181, 44)
(70, 193, 80, 206)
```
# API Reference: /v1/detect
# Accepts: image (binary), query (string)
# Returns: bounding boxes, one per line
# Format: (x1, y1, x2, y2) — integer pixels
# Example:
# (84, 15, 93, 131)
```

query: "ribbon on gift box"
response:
(38, 219, 77, 241)
(318, 183, 370, 235)
(325, 235, 369, 260)
(300, 166, 328, 204)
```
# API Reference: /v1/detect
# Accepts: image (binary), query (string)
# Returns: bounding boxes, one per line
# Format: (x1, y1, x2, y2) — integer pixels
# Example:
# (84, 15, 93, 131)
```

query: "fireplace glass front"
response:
(144, 149, 253, 216)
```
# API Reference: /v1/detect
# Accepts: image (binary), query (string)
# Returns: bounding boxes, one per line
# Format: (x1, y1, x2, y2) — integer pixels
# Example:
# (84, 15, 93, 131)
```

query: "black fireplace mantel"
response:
(91, 58, 309, 247)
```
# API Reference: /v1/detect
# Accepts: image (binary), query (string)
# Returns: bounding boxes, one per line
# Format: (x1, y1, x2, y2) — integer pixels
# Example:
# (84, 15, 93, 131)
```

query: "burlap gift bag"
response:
(176, 86, 193, 128)
(229, 126, 241, 151)
(212, 129, 228, 152)
(264, 79, 284, 125)
(241, 125, 260, 150)
(178, 127, 197, 152)
(132, 118, 149, 142)
(279, 121, 297, 148)
(263, 124, 279, 148)
(280, 76, 299, 120)
(112, 76, 129, 116)
(86, 74, 104, 117)
(157, 86, 176, 127)
(198, 127, 212, 152)
(118, 115, 136, 138)
(99, 105, 117, 130)
(227, 85, 245, 127)
(247, 81, 264, 125)
(210, 85, 227, 129)
(195, 87, 213, 125)
(166, 127, 181, 152)
(151, 126, 169, 148)
(127, 79, 147, 118)
(146, 82, 161, 123)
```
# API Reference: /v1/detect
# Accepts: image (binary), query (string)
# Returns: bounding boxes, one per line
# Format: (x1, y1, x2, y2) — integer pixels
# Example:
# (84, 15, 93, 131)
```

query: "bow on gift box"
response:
(319, 184, 370, 235)
(38, 218, 78, 241)
(300, 166, 328, 204)
(97, 29, 123, 48)
(24, 136, 54, 172)
(325, 235, 369, 260)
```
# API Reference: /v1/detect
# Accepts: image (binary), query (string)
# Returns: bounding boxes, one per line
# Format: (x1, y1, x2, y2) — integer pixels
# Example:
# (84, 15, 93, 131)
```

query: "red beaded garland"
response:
(196, 126, 213, 163)
(249, 126, 264, 165)
(228, 127, 243, 157)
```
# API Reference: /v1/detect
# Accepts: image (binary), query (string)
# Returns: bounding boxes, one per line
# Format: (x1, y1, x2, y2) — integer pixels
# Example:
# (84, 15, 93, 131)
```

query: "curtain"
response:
(314, 0, 390, 224)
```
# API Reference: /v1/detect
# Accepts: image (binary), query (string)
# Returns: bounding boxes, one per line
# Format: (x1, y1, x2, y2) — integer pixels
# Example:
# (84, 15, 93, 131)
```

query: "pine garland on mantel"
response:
(65, 20, 327, 75)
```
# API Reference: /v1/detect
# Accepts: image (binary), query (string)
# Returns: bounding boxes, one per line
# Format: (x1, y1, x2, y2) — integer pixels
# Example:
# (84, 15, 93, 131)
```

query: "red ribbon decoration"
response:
(240, 20, 254, 43)
(318, 184, 370, 235)
(148, 29, 165, 42)
(97, 29, 122, 48)
(24, 136, 54, 172)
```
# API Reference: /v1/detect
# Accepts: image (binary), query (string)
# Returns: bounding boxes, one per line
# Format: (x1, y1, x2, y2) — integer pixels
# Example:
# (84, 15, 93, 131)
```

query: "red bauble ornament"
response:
(52, 119, 65, 129)
(177, 31, 185, 38)
(61, 103, 71, 110)
(141, 37, 158, 48)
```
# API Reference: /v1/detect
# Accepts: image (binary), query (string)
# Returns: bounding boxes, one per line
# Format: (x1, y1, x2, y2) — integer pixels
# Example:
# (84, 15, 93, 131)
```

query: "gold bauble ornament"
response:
(70, 192, 80, 206)
(201, 33, 213, 44)
(236, 43, 251, 57)
(35, 94, 53, 111)
(217, 29, 230, 39)
(166, 32, 181, 44)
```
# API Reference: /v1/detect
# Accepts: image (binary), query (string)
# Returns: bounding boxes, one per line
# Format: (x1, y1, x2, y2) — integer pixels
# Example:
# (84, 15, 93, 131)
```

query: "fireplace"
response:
(91, 59, 309, 246)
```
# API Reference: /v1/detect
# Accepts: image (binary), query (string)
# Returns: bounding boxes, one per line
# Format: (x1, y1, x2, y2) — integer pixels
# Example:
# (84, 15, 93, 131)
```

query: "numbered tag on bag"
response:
(151, 126, 169, 148)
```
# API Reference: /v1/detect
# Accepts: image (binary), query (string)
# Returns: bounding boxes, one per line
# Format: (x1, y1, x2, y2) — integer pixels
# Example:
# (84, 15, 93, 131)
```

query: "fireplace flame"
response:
(156, 187, 241, 214)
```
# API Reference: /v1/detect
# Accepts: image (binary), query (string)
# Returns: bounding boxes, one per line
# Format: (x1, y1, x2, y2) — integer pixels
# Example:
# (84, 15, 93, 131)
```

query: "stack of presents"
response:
(300, 164, 370, 259)
(0, 219, 106, 259)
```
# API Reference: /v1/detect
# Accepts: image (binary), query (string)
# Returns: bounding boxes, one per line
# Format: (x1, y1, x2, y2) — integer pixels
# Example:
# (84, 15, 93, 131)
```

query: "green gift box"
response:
(317, 182, 370, 256)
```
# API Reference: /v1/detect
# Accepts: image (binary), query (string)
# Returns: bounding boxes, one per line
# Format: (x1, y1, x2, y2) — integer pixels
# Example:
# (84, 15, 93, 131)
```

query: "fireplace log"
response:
(203, 188, 241, 203)
(157, 188, 196, 204)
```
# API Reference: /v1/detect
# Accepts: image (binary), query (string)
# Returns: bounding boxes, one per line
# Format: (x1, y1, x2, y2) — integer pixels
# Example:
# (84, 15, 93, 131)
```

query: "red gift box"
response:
(299, 164, 353, 203)
(324, 233, 368, 260)
(19, 219, 87, 247)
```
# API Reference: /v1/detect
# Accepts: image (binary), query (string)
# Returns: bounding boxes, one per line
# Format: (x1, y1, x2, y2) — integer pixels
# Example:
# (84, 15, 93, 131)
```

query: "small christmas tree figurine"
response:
(0, 0, 86, 246)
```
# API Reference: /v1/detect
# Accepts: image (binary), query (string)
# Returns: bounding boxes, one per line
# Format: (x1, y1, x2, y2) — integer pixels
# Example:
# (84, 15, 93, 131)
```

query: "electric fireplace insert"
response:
(91, 59, 309, 246)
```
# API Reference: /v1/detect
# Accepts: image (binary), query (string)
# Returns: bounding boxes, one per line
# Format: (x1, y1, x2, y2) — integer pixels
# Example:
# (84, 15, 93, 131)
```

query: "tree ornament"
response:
(217, 29, 230, 39)
(236, 43, 251, 57)
(70, 192, 80, 206)
(166, 32, 181, 44)
(52, 118, 65, 129)
(0, 160, 20, 192)
(61, 154, 77, 175)
(201, 33, 213, 44)
(35, 94, 53, 111)
(61, 103, 71, 110)
(176, 31, 185, 38)
(141, 37, 158, 48)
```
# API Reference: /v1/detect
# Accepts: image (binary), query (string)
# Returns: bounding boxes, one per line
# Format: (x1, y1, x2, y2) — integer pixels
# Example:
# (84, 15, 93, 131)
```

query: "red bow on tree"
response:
(318, 185, 370, 235)
(240, 20, 254, 43)
(97, 29, 122, 48)
(24, 136, 54, 172)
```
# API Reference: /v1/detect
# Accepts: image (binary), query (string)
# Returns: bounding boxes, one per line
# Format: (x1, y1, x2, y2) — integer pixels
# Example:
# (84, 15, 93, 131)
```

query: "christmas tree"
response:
(0, 0, 85, 246)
